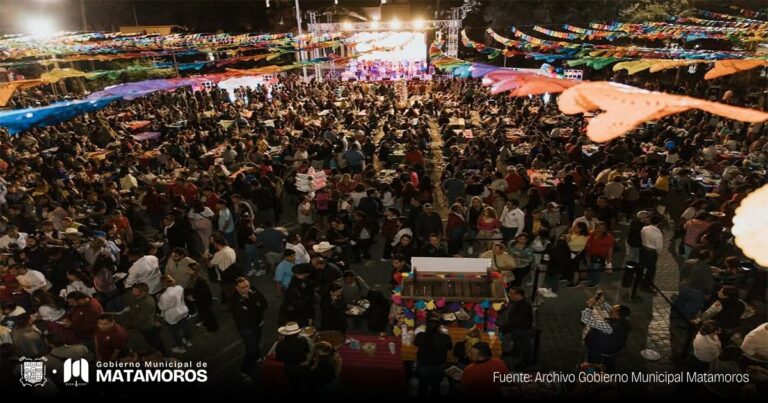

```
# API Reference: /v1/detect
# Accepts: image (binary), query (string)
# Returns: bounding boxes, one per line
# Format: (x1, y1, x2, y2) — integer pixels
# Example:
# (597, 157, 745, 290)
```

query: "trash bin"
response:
(622, 261, 640, 288)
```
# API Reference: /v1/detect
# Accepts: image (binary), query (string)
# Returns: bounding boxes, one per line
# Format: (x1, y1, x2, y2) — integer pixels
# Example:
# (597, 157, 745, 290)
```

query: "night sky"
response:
(0, 0, 457, 34)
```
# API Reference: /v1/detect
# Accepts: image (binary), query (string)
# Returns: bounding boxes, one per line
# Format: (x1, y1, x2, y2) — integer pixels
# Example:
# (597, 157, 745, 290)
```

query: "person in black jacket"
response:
(539, 237, 571, 298)
(310, 256, 343, 298)
(309, 341, 340, 397)
(414, 203, 443, 244)
(276, 322, 311, 397)
(414, 319, 453, 398)
(229, 277, 269, 381)
(627, 211, 650, 264)
(279, 263, 316, 327)
(185, 263, 218, 332)
(500, 287, 534, 370)
(163, 214, 192, 253)
(357, 189, 383, 226)
(319, 283, 347, 333)
(418, 233, 450, 257)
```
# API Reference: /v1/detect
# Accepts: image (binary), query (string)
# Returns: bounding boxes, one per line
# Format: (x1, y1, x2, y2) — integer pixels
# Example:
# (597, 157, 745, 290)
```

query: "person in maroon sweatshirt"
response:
(65, 291, 104, 344)
(94, 313, 128, 361)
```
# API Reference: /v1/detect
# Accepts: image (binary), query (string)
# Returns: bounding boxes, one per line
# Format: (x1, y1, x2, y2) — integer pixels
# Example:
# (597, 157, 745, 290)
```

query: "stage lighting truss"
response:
(308, 18, 462, 56)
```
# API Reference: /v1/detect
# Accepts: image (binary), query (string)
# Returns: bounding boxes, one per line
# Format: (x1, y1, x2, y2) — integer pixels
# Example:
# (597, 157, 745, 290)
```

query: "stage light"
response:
(381, 0, 387, 4)
(371, 20, 380, 29)
(390, 18, 401, 29)
(733, 184, 768, 266)
(412, 19, 425, 29)
(342, 22, 353, 31)
(265, 0, 270, 8)
(22, 15, 57, 37)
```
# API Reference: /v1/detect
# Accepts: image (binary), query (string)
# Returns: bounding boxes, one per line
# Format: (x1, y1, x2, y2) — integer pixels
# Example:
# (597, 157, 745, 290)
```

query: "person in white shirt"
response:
(33, 291, 67, 322)
(604, 176, 625, 200)
(125, 252, 162, 295)
(119, 167, 139, 191)
(157, 275, 191, 354)
(0, 226, 28, 251)
(205, 236, 238, 283)
(741, 322, 768, 361)
(296, 196, 315, 234)
(292, 145, 309, 169)
(500, 199, 525, 242)
(693, 320, 722, 368)
(59, 269, 96, 299)
(572, 208, 601, 233)
(78, 237, 116, 268)
(640, 215, 664, 292)
(285, 233, 311, 264)
(10, 266, 49, 294)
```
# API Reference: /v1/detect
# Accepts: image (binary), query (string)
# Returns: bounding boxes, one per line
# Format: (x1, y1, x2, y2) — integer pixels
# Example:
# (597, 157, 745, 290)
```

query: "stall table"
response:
(260, 334, 407, 391)
(400, 326, 503, 362)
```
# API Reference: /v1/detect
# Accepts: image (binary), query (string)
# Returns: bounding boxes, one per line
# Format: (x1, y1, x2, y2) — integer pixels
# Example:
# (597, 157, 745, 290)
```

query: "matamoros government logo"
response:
(19, 357, 47, 387)
(20, 357, 208, 388)
(63, 358, 89, 387)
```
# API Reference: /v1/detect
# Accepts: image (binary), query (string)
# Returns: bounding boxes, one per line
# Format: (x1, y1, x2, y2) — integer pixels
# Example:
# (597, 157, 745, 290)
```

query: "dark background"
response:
(1, 1, 766, 35)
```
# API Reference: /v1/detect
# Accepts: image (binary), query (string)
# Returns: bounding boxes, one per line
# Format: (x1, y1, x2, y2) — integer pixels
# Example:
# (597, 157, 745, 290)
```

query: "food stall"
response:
(259, 329, 407, 392)
(393, 258, 508, 362)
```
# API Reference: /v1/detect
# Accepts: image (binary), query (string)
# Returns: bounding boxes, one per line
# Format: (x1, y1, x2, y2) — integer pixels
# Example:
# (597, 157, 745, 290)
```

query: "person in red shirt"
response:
(504, 166, 524, 196)
(201, 187, 220, 212)
(404, 147, 424, 167)
(169, 177, 198, 204)
(94, 313, 128, 361)
(584, 223, 615, 288)
(107, 210, 133, 244)
(459, 342, 509, 398)
(65, 291, 104, 343)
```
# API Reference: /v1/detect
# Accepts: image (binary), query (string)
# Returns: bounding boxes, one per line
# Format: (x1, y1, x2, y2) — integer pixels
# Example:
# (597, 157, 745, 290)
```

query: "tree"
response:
(619, 0, 694, 22)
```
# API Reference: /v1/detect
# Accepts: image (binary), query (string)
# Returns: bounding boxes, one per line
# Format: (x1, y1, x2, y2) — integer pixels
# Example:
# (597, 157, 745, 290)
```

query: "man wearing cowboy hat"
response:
(275, 321, 311, 396)
(230, 276, 269, 381)
(312, 241, 346, 269)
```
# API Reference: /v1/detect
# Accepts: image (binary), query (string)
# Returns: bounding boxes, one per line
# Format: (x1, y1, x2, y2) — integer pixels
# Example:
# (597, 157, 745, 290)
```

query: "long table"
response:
(400, 326, 502, 362)
(260, 333, 407, 391)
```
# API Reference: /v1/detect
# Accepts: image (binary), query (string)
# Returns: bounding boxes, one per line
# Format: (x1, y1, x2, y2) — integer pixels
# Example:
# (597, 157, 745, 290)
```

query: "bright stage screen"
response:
(351, 31, 426, 63)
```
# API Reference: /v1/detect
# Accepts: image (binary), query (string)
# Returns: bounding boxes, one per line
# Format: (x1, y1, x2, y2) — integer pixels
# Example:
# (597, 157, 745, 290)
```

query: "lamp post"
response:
(294, 0, 308, 80)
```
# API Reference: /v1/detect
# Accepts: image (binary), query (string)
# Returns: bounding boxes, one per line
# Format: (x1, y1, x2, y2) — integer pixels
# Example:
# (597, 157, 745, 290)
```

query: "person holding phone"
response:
(581, 294, 631, 370)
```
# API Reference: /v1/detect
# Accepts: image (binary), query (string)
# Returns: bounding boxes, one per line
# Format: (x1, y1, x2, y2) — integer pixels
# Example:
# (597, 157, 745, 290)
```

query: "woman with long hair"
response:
(476, 207, 501, 255)
(565, 222, 589, 287)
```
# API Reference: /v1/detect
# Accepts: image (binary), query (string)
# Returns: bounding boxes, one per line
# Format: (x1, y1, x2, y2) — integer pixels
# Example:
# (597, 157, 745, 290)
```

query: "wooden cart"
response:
(400, 257, 508, 303)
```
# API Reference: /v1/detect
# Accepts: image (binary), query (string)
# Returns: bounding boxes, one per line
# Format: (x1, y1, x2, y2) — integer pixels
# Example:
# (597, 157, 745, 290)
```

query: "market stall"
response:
(260, 333, 407, 391)
(391, 258, 508, 361)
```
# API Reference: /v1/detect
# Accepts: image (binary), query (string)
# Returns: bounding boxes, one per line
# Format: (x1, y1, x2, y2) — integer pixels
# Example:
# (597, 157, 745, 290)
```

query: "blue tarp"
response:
(0, 96, 121, 135)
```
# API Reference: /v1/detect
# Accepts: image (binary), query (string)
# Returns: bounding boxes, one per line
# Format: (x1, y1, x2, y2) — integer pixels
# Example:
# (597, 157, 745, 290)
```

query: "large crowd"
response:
(0, 71, 766, 397)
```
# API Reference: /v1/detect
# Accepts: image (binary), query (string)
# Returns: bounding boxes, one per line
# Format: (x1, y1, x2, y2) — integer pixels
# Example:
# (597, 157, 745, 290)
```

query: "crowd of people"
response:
(0, 69, 766, 397)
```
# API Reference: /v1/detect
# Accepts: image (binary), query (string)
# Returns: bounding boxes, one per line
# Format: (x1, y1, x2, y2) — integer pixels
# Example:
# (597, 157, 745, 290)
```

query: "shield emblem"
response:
(19, 357, 47, 387)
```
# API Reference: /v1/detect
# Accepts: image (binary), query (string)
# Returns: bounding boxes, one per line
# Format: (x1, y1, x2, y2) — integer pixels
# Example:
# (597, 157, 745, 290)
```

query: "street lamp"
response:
(294, 0, 307, 80)
(22, 14, 57, 37)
